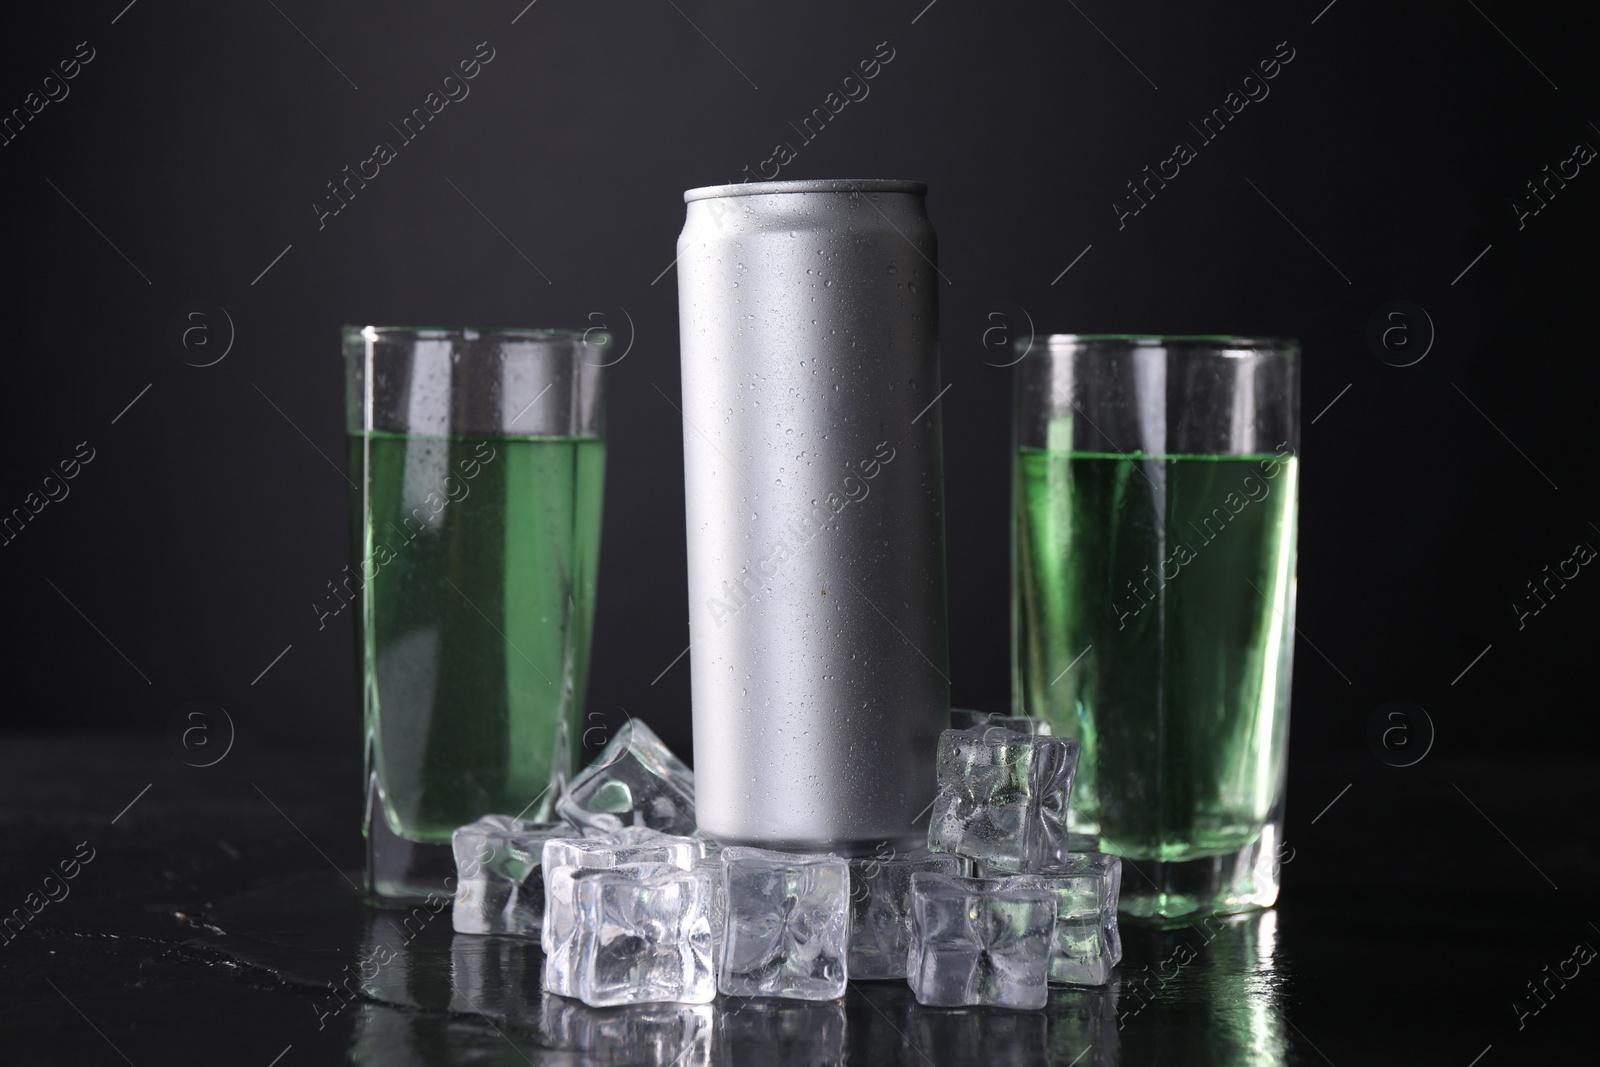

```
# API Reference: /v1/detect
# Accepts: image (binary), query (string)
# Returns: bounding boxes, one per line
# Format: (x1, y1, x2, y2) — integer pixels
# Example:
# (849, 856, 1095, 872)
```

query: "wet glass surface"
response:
(2, 737, 1595, 1064)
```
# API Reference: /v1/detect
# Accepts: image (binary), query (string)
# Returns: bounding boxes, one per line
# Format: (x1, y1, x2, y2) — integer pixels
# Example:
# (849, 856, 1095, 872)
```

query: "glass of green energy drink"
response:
(343, 326, 606, 902)
(1013, 335, 1299, 922)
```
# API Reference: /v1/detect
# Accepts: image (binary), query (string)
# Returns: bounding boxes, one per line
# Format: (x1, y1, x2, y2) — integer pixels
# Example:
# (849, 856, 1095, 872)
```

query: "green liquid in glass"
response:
(352, 432, 605, 843)
(1014, 449, 1297, 863)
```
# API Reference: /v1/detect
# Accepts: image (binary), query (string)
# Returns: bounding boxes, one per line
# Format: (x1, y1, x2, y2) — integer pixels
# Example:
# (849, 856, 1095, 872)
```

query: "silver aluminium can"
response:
(675, 178, 950, 853)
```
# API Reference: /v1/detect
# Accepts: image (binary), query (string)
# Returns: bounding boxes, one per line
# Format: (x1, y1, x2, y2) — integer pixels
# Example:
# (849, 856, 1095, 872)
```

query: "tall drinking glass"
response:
(344, 327, 606, 902)
(1013, 335, 1299, 922)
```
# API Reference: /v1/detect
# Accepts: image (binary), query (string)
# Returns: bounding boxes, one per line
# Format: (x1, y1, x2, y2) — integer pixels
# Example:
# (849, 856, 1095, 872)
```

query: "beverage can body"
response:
(676, 179, 950, 853)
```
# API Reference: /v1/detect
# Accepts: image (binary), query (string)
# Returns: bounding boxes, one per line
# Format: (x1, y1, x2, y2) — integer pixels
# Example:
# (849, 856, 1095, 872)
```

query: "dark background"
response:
(5, 3, 1600, 1064)
(4, 0, 1597, 767)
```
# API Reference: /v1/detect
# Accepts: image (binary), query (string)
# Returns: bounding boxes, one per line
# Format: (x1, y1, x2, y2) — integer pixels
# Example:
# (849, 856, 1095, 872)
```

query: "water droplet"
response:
(908, 281, 918, 293)
(886, 264, 897, 273)
(824, 279, 833, 287)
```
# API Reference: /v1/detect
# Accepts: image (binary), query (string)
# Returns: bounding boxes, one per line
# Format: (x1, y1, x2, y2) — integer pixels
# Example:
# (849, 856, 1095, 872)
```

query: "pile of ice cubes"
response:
(921, 710, 1123, 1007)
(449, 709, 1118, 1011)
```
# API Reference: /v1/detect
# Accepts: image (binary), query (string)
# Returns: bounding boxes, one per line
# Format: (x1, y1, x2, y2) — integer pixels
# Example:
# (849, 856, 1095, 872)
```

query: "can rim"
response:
(684, 178, 927, 202)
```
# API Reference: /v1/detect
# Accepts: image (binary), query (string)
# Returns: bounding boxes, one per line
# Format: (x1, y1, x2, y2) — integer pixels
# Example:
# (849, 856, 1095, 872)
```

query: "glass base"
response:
(1114, 819, 1283, 926)
(365, 777, 457, 906)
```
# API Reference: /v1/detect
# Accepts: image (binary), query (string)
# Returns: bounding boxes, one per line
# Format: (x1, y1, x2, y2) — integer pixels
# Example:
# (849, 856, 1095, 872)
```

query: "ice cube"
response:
(542, 826, 703, 885)
(539, 829, 701, 993)
(906, 872, 1056, 1010)
(927, 726, 1080, 873)
(544, 863, 646, 999)
(451, 815, 571, 938)
(719, 846, 850, 1001)
(846, 847, 961, 980)
(950, 708, 1053, 736)
(996, 852, 1123, 982)
(543, 862, 704, 1000)
(1056, 851, 1122, 969)
(1042, 913, 1112, 987)
(570, 864, 716, 1007)
(557, 719, 697, 836)
(693, 853, 726, 962)
(541, 994, 712, 1066)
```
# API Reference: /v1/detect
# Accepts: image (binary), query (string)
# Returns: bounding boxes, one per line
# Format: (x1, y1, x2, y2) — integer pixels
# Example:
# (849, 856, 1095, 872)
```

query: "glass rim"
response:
(340, 325, 593, 342)
(1034, 333, 1299, 353)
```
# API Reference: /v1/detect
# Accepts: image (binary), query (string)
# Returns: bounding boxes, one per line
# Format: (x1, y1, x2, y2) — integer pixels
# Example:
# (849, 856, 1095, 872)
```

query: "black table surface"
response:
(2, 734, 1595, 1066)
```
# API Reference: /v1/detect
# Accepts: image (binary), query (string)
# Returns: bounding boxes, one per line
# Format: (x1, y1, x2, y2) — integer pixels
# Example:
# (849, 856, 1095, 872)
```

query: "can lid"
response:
(684, 179, 927, 202)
